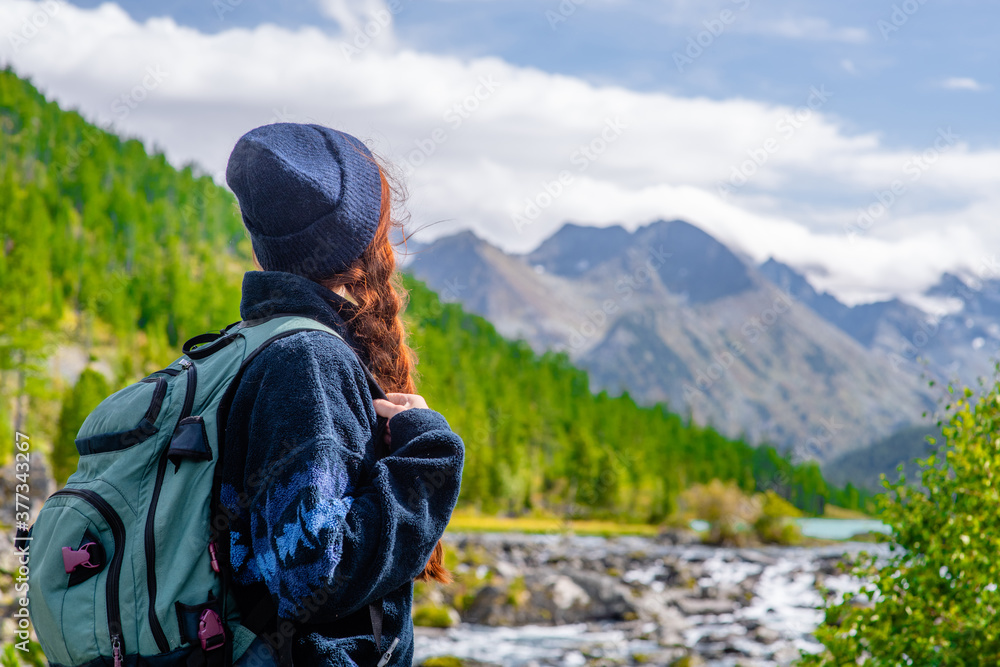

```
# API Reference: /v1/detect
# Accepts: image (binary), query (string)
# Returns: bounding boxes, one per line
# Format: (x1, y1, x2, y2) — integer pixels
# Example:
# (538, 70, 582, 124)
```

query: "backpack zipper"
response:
(50, 488, 127, 664)
(144, 358, 198, 654)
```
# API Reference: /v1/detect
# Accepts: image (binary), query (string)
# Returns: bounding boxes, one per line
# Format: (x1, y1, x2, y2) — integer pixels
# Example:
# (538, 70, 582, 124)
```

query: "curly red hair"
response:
(314, 162, 451, 585)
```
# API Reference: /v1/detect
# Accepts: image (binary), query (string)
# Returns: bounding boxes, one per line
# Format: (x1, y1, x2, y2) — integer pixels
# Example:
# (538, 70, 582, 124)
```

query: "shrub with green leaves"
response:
(1, 641, 46, 667)
(801, 382, 1000, 665)
(754, 491, 803, 546)
(412, 604, 460, 629)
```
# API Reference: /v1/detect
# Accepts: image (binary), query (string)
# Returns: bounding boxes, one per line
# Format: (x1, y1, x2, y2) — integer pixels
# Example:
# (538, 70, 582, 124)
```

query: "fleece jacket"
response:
(219, 269, 465, 666)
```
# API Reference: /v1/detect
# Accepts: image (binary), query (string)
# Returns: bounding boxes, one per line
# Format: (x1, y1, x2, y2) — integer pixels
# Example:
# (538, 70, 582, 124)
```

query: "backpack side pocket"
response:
(75, 378, 168, 455)
(27, 488, 130, 666)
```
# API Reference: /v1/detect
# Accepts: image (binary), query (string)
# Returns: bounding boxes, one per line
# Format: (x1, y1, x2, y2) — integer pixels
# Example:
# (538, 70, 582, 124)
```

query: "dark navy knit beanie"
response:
(225, 122, 382, 280)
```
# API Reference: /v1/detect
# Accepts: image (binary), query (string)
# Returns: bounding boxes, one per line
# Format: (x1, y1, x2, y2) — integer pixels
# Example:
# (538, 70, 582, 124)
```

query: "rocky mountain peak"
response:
(635, 219, 754, 303)
(525, 222, 633, 277)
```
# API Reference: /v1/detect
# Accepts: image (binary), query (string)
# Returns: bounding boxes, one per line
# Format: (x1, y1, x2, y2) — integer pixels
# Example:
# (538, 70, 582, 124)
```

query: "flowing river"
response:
(414, 531, 887, 666)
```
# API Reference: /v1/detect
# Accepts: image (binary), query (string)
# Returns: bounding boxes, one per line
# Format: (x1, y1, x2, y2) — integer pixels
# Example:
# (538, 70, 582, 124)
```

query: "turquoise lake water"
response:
(689, 518, 890, 540)
(795, 518, 890, 540)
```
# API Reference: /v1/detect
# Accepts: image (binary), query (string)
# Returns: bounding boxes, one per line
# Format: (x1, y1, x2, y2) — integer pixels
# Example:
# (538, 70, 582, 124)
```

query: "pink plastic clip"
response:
(62, 543, 99, 573)
(198, 609, 226, 651)
(208, 541, 220, 573)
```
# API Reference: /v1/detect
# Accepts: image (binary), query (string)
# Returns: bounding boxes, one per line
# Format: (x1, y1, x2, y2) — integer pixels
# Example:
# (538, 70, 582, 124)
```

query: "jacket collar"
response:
(239, 270, 370, 366)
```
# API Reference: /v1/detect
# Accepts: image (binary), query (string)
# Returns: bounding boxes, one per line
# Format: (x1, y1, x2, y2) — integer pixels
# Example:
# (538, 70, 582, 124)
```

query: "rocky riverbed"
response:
(414, 532, 884, 666)
(0, 511, 879, 666)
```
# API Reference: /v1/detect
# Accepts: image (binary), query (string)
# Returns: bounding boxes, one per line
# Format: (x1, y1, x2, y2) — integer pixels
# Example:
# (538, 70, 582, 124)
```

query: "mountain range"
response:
(404, 220, 1000, 464)
(0, 68, 862, 529)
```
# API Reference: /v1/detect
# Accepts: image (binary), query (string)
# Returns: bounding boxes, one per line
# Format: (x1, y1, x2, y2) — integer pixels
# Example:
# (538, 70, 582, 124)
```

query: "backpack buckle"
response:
(198, 608, 226, 651)
(62, 542, 100, 573)
(208, 540, 221, 573)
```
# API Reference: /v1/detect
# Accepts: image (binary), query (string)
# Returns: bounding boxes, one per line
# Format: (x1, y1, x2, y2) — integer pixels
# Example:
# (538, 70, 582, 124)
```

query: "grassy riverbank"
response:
(445, 510, 663, 537)
(445, 503, 874, 540)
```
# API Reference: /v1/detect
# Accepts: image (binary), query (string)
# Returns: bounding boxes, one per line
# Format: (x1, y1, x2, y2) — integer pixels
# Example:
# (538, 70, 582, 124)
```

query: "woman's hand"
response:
(373, 393, 430, 445)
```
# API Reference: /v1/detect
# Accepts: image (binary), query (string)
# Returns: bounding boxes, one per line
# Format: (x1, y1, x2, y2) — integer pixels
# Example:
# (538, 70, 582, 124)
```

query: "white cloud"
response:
(316, 0, 398, 49)
(741, 16, 869, 43)
(940, 77, 987, 92)
(646, 3, 868, 43)
(1, 0, 999, 306)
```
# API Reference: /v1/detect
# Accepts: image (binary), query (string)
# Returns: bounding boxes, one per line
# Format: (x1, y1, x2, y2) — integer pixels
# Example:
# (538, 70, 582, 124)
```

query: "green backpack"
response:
(24, 315, 385, 667)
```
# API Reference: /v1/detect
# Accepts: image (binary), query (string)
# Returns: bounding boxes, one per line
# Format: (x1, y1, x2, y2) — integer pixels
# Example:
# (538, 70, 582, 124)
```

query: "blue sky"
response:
(3, 0, 997, 306)
(65, 0, 998, 148)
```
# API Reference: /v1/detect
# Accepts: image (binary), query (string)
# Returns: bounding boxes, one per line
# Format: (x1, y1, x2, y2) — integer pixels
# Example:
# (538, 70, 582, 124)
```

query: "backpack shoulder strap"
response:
(184, 314, 388, 401)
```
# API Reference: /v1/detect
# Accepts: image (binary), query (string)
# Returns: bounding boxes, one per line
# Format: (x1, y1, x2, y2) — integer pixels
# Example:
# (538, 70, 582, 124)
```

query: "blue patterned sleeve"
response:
(226, 331, 463, 620)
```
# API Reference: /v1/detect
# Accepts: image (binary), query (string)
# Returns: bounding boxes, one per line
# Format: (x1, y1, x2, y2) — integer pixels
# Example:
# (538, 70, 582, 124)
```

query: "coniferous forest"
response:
(0, 67, 867, 522)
